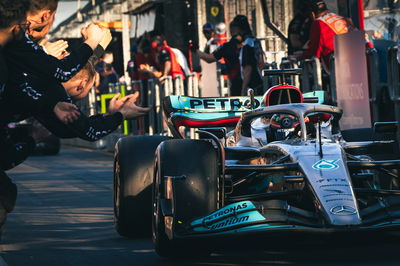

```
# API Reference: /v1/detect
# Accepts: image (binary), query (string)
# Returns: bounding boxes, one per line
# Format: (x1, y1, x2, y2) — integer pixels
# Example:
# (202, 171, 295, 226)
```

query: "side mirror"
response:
(374, 122, 398, 134)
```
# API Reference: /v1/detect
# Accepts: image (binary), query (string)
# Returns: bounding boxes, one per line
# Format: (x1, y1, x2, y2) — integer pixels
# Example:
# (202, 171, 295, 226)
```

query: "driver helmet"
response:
(270, 114, 300, 130)
(269, 114, 300, 141)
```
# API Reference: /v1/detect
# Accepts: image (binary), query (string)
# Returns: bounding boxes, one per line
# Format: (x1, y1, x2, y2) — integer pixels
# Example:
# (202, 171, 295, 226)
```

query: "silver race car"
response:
(114, 70, 400, 258)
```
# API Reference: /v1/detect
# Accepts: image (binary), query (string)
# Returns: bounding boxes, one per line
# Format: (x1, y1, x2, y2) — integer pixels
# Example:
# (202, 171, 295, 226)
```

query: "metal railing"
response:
(145, 74, 201, 137)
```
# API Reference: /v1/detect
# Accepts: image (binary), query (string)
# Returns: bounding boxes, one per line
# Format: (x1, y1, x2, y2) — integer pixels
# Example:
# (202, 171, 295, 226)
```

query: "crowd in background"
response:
(110, 0, 366, 100)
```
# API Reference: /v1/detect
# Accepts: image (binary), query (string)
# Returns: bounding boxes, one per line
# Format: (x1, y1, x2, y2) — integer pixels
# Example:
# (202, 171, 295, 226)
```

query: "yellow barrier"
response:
(100, 85, 129, 135)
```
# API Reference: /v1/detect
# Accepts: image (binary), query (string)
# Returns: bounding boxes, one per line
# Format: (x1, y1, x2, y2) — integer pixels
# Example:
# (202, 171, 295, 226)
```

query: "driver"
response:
(269, 114, 300, 141)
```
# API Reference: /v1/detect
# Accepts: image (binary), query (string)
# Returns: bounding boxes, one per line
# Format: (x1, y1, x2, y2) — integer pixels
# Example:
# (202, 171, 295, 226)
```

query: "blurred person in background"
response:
(152, 36, 187, 81)
(287, 2, 312, 56)
(95, 51, 120, 95)
(127, 44, 139, 84)
(215, 22, 228, 45)
(230, 15, 263, 95)
(136, 38, 161, 80)
(202, 23, 218, 54)
(290, 0, 357, 72)
(197, 15, 263, 96)
(197, 21, 242, 96)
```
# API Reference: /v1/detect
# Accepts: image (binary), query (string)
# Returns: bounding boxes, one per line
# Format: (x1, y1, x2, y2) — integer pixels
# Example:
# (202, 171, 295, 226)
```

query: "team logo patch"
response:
(312, 159, 340, 170)
(330, 205, 357, 216)
(211, 6, 219, 17)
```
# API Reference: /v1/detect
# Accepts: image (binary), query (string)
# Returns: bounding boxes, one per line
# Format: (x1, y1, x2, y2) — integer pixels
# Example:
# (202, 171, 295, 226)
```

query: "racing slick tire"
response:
(114, 135, 169, 238)
(153, 139, 219, 258)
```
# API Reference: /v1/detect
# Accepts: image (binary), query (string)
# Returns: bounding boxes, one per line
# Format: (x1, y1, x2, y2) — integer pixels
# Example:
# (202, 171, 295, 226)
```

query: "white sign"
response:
(334, 31, 371, 130)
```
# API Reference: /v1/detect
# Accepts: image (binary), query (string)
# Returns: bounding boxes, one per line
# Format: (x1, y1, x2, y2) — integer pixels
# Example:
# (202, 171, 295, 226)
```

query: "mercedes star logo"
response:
(330, 205, 357, 215)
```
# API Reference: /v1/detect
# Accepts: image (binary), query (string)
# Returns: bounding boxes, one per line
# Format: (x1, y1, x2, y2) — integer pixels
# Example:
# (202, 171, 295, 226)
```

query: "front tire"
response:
(114, 135, 168, 238)
(152, 139, 220, 258)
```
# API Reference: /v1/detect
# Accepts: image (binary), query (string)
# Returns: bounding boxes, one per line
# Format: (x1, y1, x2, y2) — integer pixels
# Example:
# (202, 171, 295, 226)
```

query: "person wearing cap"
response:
(198, 15, 264, 96)
(291, 0, 356, 72)
(202, 23, 218, 54)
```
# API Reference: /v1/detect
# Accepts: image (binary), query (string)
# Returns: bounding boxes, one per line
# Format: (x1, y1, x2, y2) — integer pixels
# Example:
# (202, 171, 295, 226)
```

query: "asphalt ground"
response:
(1, 146, 400, 265)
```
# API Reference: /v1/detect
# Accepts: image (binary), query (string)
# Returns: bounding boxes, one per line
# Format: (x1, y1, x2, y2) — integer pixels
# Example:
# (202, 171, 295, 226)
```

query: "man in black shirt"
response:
(2, 58, 150, 145)
(198, 15, 263, 96)
(0, 0, 110, 219)
(197, 31, 242, 96)
(0, 0, 31, 222)
(230, 15, 263, 96)
(2, 0, 107, 125)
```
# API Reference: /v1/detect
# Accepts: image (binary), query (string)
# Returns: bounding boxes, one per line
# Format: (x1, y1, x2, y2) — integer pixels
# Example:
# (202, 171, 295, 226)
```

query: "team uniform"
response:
(213, 38, 242, 96)
(159, 45, 186, 79)
(6, 34, 97, 83)
(0, 34, 109, 171)
(288, 13, 311, 55)
(2, 74, 124, 142)
(302, 12, 354, 71)
(95, 60, 119, 94)
(240, 37, 263, 95)
(0, 46, 18, 216)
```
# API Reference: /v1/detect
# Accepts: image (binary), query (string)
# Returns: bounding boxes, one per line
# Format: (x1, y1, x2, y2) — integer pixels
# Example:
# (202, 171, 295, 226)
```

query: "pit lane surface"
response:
(2, 146, 400, 266)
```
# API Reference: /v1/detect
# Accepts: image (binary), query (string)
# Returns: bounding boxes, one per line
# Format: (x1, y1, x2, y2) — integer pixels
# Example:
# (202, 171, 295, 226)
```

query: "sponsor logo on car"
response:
(192, 211, 266, 232)
(201, 202, 251, 223)
(330, 205, 357, 215)
(209, 215, 250, 230)
(188, 98, 261, 111)
(312, 159, 340, 170)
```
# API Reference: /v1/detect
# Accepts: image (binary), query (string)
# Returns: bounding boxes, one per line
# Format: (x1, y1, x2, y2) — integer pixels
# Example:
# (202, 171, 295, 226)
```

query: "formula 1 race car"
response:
(113, 69, 400, 258)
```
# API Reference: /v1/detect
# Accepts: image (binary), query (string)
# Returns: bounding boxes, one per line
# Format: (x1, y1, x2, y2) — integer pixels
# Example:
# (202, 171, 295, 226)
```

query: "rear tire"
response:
(152, 139, 219, 258)
(114, 135, 168, 238)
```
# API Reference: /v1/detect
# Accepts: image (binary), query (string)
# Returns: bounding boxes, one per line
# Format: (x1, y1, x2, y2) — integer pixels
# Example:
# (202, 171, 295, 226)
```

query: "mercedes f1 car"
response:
(113, 69, 400, 258)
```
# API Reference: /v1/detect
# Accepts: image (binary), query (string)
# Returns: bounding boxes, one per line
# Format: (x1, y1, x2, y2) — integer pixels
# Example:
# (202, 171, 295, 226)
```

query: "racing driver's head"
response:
(62, 57, 97, 100)
(26, 0, 58, 41)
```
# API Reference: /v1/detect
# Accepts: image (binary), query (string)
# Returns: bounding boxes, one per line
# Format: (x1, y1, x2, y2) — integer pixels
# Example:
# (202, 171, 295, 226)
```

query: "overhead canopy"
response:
(127, 0, 161, 38)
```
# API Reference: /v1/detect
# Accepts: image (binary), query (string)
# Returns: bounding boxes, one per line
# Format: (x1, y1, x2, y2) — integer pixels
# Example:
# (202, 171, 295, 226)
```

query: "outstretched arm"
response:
(6, 24, 105, 83)
(197, 50, 217, 63)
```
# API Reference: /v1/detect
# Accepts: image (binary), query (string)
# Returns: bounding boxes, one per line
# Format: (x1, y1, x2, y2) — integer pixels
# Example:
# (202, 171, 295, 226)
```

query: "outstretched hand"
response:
(81, 23, 105, 50)
(99, 28, 112, 50)
(39, 38, 70, 59)
(107, 91, 150, 119)
(108, 93, 129, 114)
(54, 102, 80, 124)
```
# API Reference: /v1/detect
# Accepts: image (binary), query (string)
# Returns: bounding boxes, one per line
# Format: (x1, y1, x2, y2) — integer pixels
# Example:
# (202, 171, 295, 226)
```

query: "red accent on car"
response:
(263, 85, 304, 106)
(173, 117, 240, 129)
